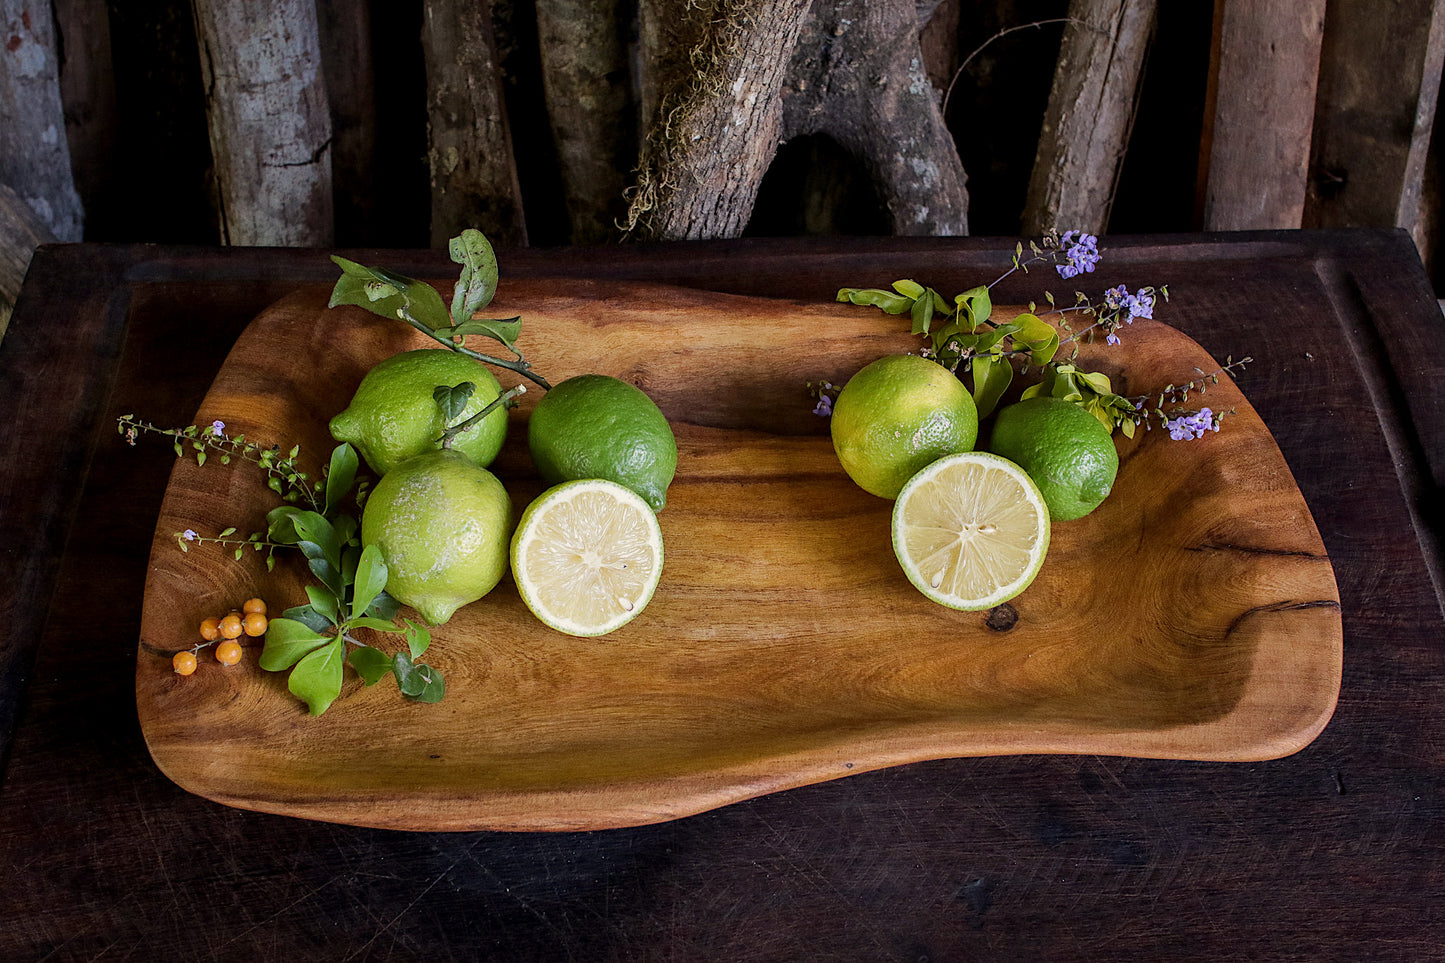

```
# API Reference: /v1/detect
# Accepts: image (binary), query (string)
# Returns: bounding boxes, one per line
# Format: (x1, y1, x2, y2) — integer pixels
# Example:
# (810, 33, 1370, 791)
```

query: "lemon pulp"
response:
(891, 452, 1050, 611)
(511, 479, 664, 637)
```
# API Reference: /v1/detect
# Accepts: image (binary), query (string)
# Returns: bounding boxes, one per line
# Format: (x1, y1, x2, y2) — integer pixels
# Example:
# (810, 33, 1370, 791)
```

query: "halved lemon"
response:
(511, 479, 664, 636)
(891, 451, 1051, 610)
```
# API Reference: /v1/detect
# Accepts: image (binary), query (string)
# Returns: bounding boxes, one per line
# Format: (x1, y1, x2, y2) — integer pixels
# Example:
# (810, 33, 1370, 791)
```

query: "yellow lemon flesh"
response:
(892, 451, 1050, 611)
(511, 479, 664, 637)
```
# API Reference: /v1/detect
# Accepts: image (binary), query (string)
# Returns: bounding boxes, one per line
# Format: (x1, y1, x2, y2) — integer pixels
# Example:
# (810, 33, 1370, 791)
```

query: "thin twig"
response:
(943, 18, 1094, 118)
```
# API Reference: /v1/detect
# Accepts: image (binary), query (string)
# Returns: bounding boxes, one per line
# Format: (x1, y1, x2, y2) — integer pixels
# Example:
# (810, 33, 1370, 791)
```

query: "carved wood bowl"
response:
(136, 279, 1342, 831)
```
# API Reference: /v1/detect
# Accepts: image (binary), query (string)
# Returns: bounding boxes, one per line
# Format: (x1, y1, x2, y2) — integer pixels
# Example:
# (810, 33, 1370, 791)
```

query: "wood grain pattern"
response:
(135, 279, 1340, 831)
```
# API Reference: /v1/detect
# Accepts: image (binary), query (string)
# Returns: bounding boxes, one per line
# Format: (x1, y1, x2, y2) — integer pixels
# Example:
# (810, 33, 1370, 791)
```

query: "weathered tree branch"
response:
(536, 0, 634, 243)
(191, 0, 334, 246)
(1022, 0, 1156, 236)
(0, 181, 55, 340)
(422, 0, 526, 248)
(782, 0, 969, 236)
(1, 0, 84, 241)
(628, 0, 814, 240)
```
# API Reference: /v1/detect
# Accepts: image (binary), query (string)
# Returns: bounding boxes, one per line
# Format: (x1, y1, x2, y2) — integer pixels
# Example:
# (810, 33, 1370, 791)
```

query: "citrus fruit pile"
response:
(829, 353, 1118, 610)
(332, 349, 675, 636)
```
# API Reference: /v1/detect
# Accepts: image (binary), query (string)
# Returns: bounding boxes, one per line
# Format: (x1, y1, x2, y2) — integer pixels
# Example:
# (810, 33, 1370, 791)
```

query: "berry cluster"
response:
(172, 597, 269, 676)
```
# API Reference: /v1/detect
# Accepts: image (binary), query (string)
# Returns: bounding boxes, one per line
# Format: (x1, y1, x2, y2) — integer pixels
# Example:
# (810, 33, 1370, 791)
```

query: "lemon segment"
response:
(511, 480, 664, 637)
(891, 452, 1050, 611)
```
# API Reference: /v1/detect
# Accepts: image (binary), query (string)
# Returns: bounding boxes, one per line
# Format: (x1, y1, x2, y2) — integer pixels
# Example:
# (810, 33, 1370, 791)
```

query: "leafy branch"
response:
(329, 228, 551, 391)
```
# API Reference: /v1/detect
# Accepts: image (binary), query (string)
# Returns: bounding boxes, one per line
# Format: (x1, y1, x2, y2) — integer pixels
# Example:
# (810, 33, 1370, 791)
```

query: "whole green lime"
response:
(360, 449, 513, 625)
(331, 348, 508, 475)
(527, 375, 677, 512)
(987, 396, 1119, 521)
(829, 354, 979, 499)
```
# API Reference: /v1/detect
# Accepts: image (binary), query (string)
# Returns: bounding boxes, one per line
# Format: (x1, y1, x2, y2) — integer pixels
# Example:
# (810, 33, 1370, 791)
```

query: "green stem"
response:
(438, 384, 528, 448)
(399, 316, 553, 390)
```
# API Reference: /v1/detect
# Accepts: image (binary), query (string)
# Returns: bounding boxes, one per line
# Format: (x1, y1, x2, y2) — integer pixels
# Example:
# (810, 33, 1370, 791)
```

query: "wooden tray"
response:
(136, 279, 1342, 831)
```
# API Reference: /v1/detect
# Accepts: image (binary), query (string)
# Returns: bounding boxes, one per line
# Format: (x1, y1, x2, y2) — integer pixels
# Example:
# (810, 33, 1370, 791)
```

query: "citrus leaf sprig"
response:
(833, 234, 1226, 436)
(329, 228, 551, 391)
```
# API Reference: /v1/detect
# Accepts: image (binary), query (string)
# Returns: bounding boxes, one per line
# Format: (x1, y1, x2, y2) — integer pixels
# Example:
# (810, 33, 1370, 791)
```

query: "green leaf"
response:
(305, 584, 340, 626)
(218, 526, 237, 538)
(836, 287, 915, 315)
(448, 228, 499, 320)
(290, 511, 341, 571)
(407, 663, 445, 703)
(281, 604, 334, 633)
(324, 444, 359, 517)
(393, 651, 444, 702)
(351, 544, 389, 620)
(366, 590, 401, 620)
(266, 505, 306, 544)
(433, 382, 477, 426)
(329, 256, 452, 332)
(347, 645, 394, 686)
(258, 617, 332, 671)
(404, 619, 432, 660)
(349, 615, 402, 633)
(955, 285, 992, 332)
(432, 317, 523, 349)
(1078, 370, 1114, 394)
(891, 279, 925, 299)
(1026, 331, 1060, 367)
(289, 637, 346, 716)
(909, 289, 935, 335)
(969, 352, 1014, 419)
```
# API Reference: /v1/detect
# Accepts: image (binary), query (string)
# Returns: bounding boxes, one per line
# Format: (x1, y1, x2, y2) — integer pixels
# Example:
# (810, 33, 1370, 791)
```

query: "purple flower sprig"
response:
(1165, 408, 1222, 440)
(807, 380, 838, 418)
(1119, 357, 1251, 438)
(116, 414, 321, 511)
(1055, 230, 1101, 279)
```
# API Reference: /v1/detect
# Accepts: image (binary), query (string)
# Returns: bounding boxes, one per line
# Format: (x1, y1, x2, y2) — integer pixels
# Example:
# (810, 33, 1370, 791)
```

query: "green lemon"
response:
(987, 396, 1119, 521)
(330, 348, 508, 475)
(360, 450, 513, 625)
(829, 354, 979, 499)
(527, 375, 678, 512)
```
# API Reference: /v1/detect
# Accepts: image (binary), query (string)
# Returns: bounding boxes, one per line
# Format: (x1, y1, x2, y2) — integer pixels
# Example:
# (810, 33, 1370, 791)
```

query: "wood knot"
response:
(984, 603, 1018, 631)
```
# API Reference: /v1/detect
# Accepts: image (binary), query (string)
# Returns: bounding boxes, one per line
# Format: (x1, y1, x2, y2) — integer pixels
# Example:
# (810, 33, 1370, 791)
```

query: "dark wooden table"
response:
(1, 231, 1441, 960)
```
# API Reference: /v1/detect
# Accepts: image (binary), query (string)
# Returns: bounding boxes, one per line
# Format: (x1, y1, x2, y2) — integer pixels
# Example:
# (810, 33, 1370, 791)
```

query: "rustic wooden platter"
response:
(136, 279, 1342, 831)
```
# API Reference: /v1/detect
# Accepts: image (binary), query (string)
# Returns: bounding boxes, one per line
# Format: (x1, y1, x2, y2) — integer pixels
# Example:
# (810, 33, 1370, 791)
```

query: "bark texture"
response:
(629, 0, 814, 240)
(422, 0, 526, 248)
(0, 181, 55, 340)
(53, 0, 117, 223)
(317, 2, 377, 246)
(192, 0, 334, 246)
(1022, 0, 1157, 235)
(1306, 0, 1445, 260)
(536, 0, 634, 243)
(629, 0, 969, 241)
(1, 0, 84, 240)
(781, 0, 969, 236)
(1199, 0, 1326, 231)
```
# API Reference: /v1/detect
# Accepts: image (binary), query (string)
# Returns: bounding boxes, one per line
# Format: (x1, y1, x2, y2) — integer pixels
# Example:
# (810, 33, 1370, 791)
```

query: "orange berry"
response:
(215, 640, 243, 666)
(242, 597, 267, 616)
(199, 617, 221, 641)
(218, 613, 244, 639)
(172, 651, 198, 675)
(242, 611, 268, 636)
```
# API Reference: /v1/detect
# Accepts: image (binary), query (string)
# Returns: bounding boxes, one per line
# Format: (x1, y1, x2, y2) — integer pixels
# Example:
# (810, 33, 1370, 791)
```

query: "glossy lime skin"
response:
(987, 396, 1119, 521)
(360, 450, 513, 625)
(330, 349, 508, 476)
(526, 375, 678, 512)
(830, 354, 979, 499)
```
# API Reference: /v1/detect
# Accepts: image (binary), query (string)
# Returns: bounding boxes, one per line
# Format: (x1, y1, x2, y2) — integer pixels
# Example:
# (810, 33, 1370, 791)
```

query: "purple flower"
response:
(1106, 332, 1121, 346)
(211, 420, 225, 436)
(1103, 284, 1128, 311)
(1056, 231, 1101, 279)
(182, 529, 198, 541)
(1125, 289, 1154, 321)
(813, 394, 833, 417)
(1165, 408, 1219, 441)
